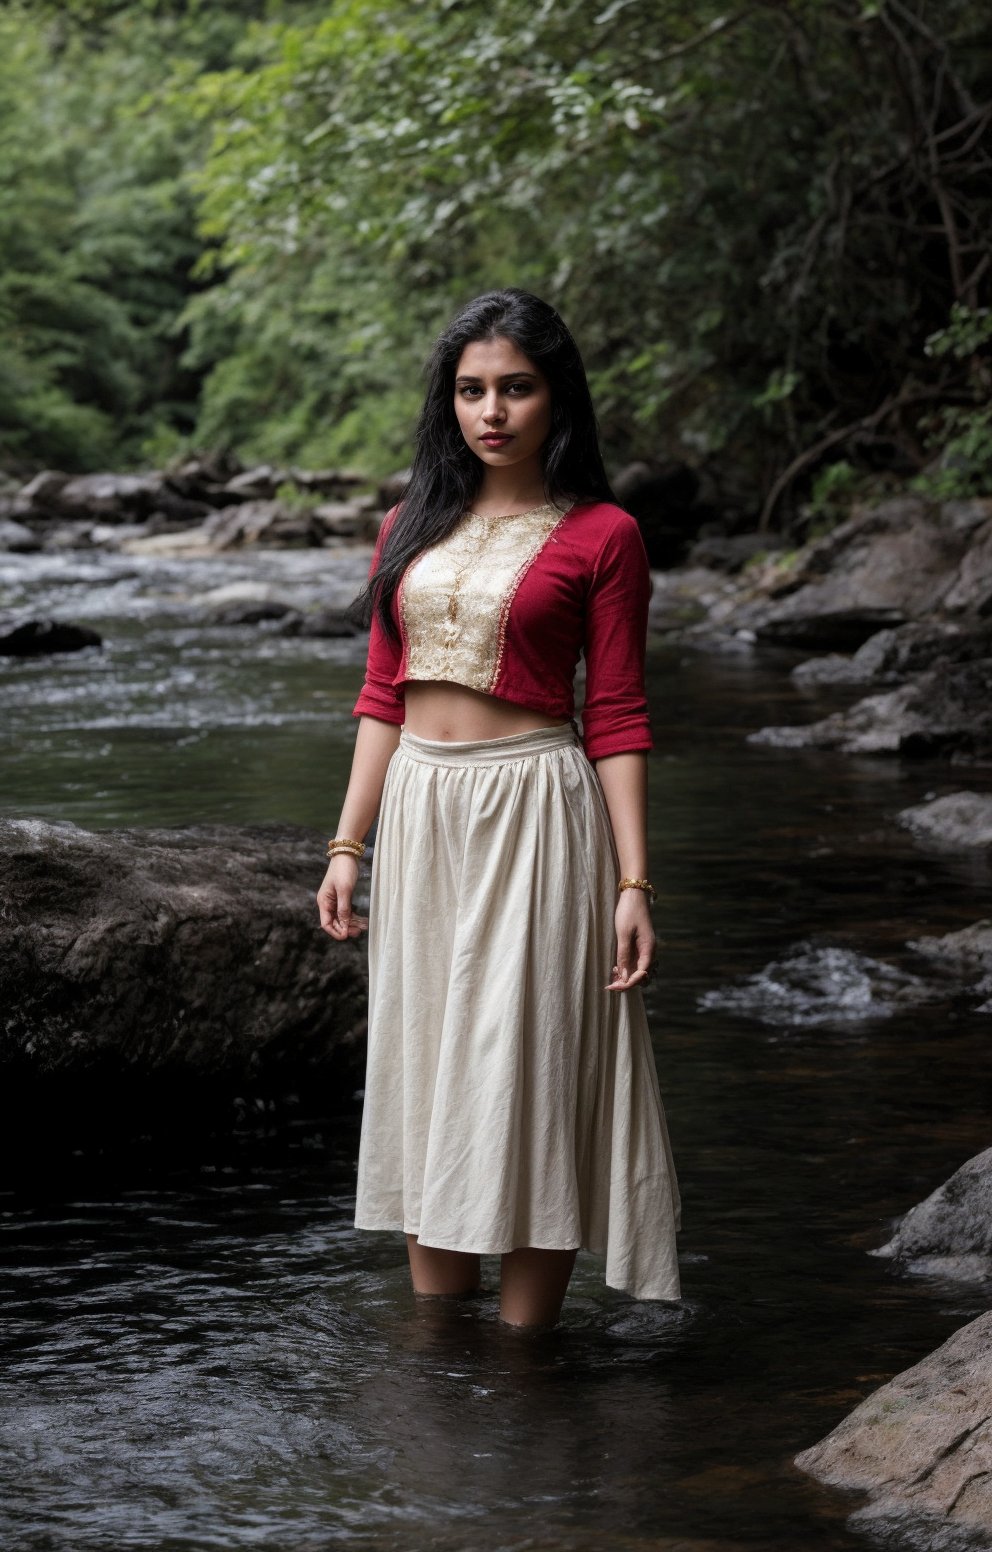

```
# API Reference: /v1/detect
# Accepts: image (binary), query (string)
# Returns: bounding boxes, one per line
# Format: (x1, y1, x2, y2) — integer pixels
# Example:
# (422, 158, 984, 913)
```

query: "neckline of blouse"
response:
(464, 499, 573, 521)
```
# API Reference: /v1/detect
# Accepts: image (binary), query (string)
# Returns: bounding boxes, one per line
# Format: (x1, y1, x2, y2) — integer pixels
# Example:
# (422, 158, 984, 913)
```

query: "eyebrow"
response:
(454, 371, 538, 384)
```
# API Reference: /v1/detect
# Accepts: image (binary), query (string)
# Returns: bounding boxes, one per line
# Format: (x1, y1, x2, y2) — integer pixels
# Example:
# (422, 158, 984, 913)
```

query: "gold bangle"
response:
(326, 836, 366, 859)
(618, 877, 657, 904)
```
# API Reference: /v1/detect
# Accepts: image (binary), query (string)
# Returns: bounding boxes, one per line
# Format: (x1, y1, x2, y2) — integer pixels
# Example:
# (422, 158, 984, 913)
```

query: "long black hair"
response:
(354, 288, 615, 638)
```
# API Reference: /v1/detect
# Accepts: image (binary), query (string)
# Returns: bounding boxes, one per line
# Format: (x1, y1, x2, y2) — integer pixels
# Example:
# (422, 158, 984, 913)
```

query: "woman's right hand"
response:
(317, 854, 368, 940)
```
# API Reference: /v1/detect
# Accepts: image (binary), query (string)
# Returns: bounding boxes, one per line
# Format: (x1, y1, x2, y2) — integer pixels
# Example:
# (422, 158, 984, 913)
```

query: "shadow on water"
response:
(2, 554, 992, 1550)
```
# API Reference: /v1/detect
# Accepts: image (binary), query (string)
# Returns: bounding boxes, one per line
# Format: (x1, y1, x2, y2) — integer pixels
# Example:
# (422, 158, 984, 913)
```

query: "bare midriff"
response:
(403, 680, 568, 742)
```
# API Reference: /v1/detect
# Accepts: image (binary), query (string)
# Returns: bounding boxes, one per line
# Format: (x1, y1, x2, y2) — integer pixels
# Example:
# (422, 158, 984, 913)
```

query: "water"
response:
(2, 546, 992, 1552)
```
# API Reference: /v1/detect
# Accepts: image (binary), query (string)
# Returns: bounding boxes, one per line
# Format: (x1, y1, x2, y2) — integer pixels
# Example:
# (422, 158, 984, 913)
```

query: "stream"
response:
(2, 542, 991, 1552)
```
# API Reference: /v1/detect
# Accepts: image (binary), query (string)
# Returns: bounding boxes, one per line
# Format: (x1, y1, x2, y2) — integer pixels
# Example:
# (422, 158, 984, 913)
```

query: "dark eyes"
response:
(457, 381, 533, 398)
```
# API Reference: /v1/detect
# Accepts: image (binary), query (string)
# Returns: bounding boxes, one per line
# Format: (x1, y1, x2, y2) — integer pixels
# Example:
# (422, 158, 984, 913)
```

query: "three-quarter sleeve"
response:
(352, 508, 406, 724)
(580, 513, 654, 760)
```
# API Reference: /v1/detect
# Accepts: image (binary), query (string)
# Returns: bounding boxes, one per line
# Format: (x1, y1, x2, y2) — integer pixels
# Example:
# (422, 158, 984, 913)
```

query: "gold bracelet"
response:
(326, 836, 366, 860)
(618, 877, 657, 904)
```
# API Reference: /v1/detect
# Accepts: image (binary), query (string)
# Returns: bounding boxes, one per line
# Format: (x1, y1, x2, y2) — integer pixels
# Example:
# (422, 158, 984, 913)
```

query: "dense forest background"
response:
(2, 0, 989, 527)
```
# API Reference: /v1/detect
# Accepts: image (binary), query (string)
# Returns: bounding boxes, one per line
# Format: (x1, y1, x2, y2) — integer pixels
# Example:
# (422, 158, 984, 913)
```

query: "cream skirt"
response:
(354, 721, 682, 1302)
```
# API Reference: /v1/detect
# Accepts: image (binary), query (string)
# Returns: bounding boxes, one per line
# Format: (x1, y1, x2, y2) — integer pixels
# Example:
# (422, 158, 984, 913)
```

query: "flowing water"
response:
(2, 544, 992, 1552)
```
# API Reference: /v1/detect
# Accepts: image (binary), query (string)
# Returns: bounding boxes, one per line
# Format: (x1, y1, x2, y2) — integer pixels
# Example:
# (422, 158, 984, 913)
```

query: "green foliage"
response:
(912, 304, 992, 499)
(1, 0, 989, 518)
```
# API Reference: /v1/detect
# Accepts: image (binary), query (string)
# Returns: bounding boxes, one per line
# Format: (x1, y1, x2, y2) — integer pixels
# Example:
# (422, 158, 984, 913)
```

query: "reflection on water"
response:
(2, 549, 992, 1550)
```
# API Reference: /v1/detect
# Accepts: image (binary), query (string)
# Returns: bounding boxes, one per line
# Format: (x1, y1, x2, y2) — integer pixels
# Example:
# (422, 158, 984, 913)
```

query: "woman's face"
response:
(453, 336, 553, 477)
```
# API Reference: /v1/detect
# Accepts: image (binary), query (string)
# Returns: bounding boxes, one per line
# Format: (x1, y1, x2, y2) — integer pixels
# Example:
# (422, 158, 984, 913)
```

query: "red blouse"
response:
(352, 498, 654, 761)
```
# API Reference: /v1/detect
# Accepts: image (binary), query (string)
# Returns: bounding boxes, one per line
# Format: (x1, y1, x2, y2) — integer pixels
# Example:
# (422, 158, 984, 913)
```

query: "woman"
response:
(317, 289, 681, 1330)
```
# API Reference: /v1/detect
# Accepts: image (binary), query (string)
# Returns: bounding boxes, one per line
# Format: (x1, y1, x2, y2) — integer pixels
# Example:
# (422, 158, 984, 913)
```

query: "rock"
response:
(756, 607, 908, 651)
(312, 499, 376, 539)
(289, 467, 367, 496)
(722, 496, 986, 641)
(0, 819, 368, 1081)
(0, 518, 41, 552)
(897, 793, 992, 851)
(871, 1147, 992, 1277)
(647, 566, 740, 634)
(686, 533, 786, 574)
(794, 1311, 992, 1549)
(157, 453, 245, 509)
(793, 621, 992, 686)
(197, 582, 284, 608)
(120, 527, 213, 556)
(210, 600, 296, 626)
(87, 522, 147, 549)
(907, 921, 992, 1008)
(200, 500, 320, 549)
(275, 607, 358, 638)
(49, 472, 163, 521)
(16, 470, 71, 509)
(0, 619, 102, 656)
(697, 942, 941, 1027)
(222, 464, 286, 499)
(749, 659, 992, 759)
(943, 515, 992, 615)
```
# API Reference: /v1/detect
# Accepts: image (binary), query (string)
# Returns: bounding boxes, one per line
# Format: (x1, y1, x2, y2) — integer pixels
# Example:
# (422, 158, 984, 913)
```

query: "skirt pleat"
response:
(354, 721, 682, 1302)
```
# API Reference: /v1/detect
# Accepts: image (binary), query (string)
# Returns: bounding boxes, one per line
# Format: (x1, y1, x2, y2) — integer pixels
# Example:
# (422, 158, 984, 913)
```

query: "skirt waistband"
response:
(398, 720, 578, 767)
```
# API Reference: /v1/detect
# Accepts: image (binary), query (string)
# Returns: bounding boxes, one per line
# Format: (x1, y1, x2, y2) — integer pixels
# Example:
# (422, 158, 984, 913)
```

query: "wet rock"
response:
(200, 500, 320, 549)
(16, 470, 71, 512)
(794, 1311, 992, 1550)
(755, 607, 907, 651)
(160, 451, 245, 505)
(51, 473, 163, 522)
(0, 518, 41, 553)
(749, 660, 992, 760)
(197, 581, 285, 609)
(686, 533, 786, 574)
(209, 600, 297, 626)
(720, 496, 990, 642)
(871, 1147, 992, 1279)
(793, 621, 992, 686)
(907, 921, 992, 1009)
(120, 527, 213, 556)
(647, 566, 739, 635)
(0, 819, 367, 1081)
(0, 618, 102, 656)
(897, 793, 992, 851)
(697, 942, 940, 1028)
(217, 465, 366, 503)
(312, 499, 377, 540)
(275, 607, 358, 638)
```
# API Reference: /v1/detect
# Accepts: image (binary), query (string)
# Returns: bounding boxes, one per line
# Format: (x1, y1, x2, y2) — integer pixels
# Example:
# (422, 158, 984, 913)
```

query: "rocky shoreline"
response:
(3, 465, 992, 1550)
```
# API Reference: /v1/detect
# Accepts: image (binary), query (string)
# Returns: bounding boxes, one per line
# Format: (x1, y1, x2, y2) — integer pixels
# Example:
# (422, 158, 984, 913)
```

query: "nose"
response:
(481, 392, 506, 424)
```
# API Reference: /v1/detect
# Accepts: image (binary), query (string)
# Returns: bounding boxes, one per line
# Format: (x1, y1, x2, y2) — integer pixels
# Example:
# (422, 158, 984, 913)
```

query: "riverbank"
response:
(2, 473, 992, 1550)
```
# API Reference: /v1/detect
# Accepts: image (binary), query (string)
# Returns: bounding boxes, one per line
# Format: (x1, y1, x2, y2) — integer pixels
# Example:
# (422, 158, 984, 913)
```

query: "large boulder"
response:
(795, 1312, 992, 1549)
(749, 659, 992, 759)
(871, 1147, 992, 1280)
(907, 921, 992, 1009)
(0, 618, 102, 656)
(199, 500, 321, 549)
(0, 819, 368, 1082)
(0, 518, 41, 552)
(711, 496, 992, 644)
(793, 621, 992, 686)
(897, 793, 992, 851)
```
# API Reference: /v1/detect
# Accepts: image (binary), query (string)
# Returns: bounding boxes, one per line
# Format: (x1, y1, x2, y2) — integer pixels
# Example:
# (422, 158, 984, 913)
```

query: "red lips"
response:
(480, 434, 513, 447)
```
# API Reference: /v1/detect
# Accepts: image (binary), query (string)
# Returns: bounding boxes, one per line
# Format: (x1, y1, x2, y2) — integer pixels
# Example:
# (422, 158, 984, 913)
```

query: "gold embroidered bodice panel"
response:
(400, 502, 566, 693)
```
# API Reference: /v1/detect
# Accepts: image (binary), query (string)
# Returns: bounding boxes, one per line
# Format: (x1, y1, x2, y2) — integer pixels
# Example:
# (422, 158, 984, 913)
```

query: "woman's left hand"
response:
(605, 888, 656, 992)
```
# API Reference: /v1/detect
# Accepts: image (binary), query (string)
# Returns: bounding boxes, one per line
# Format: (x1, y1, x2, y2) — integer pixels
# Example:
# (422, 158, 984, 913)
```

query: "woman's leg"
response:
(499, 1247, 579, 1329)
(405, 1234, 482, 1298)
